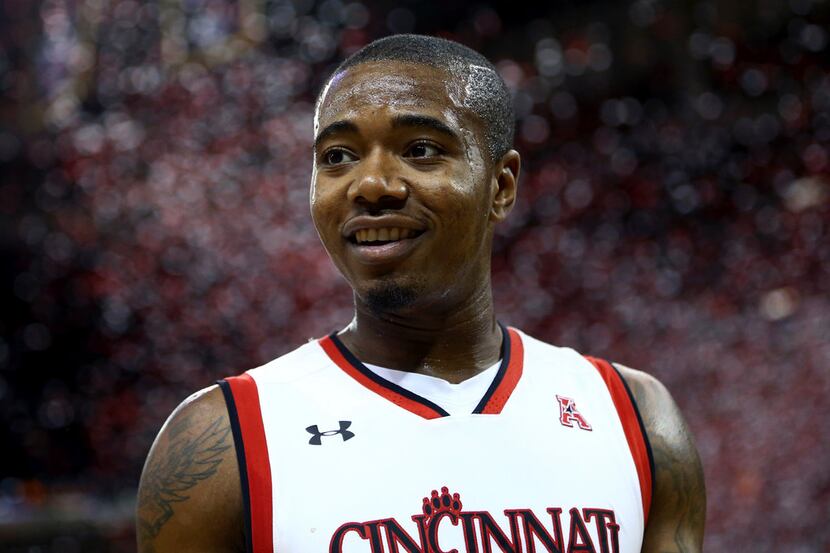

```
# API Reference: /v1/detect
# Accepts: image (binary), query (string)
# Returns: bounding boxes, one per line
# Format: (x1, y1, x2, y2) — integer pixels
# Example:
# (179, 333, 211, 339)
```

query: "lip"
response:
(346, 230, 426, 266)
(342, 214, 427, 239)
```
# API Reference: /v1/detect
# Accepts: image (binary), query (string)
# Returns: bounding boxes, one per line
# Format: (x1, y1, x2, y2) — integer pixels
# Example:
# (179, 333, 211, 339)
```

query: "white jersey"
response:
(219, 325, 653, 553)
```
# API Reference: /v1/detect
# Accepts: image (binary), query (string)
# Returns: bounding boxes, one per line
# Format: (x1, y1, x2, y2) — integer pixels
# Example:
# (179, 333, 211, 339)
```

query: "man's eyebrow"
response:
(314, 120, 359, 150)
(391, 114, 460, 141)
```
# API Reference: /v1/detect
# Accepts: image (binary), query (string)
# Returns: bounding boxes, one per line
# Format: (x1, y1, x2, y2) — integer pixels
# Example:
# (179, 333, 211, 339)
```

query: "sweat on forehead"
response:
(317, 62, 464, 118)
(315, 34, 515, 161)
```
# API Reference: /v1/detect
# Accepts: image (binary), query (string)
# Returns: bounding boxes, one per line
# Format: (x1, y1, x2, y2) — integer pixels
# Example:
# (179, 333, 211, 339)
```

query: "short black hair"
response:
(317, 34, 514, 161)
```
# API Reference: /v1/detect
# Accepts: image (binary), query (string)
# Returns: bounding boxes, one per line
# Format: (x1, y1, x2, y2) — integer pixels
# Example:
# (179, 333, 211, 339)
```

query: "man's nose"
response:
(347, 149, 407, 206)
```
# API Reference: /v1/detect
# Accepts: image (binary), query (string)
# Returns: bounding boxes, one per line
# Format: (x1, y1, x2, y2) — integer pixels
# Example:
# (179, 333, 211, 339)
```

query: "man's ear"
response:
(490, 149, 520, 222)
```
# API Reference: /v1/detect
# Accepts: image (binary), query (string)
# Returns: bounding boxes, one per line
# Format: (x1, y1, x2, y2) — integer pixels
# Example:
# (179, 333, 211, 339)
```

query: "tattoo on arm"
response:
(650, 431, 706, 553)
(137, 416, 232, 543)
(621, 370, 706, 553)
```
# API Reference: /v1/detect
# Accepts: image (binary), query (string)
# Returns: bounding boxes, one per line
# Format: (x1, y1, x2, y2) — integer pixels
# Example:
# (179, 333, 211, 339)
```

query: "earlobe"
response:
(490, 149, 520, 222)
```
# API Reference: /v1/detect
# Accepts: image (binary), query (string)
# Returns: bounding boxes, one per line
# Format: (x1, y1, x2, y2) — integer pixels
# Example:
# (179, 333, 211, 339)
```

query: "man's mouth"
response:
(345, 226, 426, 265)
(349, 227, 424, 246)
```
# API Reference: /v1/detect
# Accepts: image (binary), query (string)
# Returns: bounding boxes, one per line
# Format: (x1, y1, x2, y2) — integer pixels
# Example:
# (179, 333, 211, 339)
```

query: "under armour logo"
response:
(306, 421, 355, 445)
(556, 395, 592, 431)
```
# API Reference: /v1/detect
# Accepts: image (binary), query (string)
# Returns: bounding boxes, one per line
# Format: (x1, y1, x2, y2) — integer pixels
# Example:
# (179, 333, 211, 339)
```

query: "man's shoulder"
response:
(224, 335, 333, 384)
(610, 362, 676, 422)
(137, 384, 244, 552)
(513, 328, 618, 377)
(610, 364, 706, 551)
(510, 326, 585, 359)
(515, 328, 679, 426)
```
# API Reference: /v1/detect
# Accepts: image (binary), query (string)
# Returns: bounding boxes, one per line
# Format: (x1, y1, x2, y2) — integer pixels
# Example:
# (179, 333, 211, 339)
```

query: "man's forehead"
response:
(315, 61, 469, 128)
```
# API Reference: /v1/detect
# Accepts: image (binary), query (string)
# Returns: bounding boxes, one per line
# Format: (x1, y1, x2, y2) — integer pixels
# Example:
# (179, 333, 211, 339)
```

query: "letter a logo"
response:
(556, 395, 592, 431)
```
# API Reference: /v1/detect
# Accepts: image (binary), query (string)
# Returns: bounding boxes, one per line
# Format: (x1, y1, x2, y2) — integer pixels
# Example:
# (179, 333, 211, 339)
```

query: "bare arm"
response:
(136, 385, 245, 553)
(615, 364, 706, 553)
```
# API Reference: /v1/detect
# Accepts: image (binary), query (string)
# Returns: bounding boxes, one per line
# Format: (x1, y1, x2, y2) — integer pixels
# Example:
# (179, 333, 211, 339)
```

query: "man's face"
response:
(310, 60, 499, 313)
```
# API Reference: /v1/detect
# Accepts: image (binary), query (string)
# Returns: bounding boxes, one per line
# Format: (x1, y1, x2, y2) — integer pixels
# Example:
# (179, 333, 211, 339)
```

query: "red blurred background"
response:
(1, 0, 829, 551)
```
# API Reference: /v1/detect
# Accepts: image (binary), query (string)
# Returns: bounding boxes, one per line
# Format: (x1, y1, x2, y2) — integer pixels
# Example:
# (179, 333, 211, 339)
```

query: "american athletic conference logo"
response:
(329, 486, 621, 552)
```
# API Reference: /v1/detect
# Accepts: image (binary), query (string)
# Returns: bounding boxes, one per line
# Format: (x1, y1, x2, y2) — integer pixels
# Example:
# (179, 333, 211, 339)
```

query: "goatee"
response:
(364, 283, 418, 314)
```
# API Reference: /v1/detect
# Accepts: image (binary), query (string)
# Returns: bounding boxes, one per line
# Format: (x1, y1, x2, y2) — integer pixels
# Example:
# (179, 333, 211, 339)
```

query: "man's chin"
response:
(361, 282, 420, 315)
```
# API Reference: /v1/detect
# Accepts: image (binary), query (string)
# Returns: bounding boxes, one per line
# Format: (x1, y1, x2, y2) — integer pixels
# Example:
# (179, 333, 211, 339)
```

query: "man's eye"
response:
(323, 149, 357, 165)
(405, 143, 442, 158)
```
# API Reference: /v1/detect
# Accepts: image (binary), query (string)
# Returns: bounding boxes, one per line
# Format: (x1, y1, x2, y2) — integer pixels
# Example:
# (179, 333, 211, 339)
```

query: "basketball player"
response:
(137, 35, 705, 553)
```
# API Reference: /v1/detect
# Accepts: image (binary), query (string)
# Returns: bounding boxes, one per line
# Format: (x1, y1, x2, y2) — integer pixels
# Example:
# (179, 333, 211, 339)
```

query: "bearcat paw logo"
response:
(421, 487, 463, 521)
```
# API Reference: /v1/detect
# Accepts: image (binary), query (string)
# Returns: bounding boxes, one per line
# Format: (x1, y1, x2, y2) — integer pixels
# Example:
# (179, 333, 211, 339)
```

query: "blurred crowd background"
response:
(2, 0, 829, 551)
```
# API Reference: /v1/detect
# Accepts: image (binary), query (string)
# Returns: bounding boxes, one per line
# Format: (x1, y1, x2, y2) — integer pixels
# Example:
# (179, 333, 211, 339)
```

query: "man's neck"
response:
(337, 284, 502, 384)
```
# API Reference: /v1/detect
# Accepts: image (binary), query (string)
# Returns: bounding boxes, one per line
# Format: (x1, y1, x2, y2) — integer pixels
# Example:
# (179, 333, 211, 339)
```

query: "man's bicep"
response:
(136, 385, 245, 553)
(616, 365, 706, 553)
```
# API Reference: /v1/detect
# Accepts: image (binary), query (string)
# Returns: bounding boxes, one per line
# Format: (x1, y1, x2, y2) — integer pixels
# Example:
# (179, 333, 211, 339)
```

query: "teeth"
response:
(353, 227, 417, 244)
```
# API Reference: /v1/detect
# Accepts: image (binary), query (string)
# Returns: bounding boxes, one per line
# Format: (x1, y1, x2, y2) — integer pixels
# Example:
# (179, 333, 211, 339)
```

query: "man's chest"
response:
(263, 408, 640, 553)
(223, 333, 648, 552)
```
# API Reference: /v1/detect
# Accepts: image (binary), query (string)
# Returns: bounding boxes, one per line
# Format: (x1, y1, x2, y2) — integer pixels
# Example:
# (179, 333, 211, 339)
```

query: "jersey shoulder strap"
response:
(218, 373, 273, 553)
(583, 356, 655, 522)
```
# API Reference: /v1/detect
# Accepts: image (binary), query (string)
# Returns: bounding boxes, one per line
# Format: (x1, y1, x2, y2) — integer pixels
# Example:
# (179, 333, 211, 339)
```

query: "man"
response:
(137, 34, 705, 553)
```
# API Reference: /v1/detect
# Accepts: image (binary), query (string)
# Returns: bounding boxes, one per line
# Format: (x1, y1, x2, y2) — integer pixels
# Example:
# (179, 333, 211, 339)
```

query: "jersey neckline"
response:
(317, 323, 525, 419)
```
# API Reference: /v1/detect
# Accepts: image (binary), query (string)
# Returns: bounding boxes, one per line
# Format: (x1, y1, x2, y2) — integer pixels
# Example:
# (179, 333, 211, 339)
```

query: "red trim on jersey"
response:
(584, 356, 653, 523)
(319, 336, 447, 420)
(225, 373, 274, 553)
(478, 327, 524, 414)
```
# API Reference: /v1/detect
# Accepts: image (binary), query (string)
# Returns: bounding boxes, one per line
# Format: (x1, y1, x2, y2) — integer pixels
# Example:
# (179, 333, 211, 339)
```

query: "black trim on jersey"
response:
(217, 379, 254, 553)
(327, 333, 451, 418)
(609, 363, 656, 503)
(472, 322, 511, 414)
